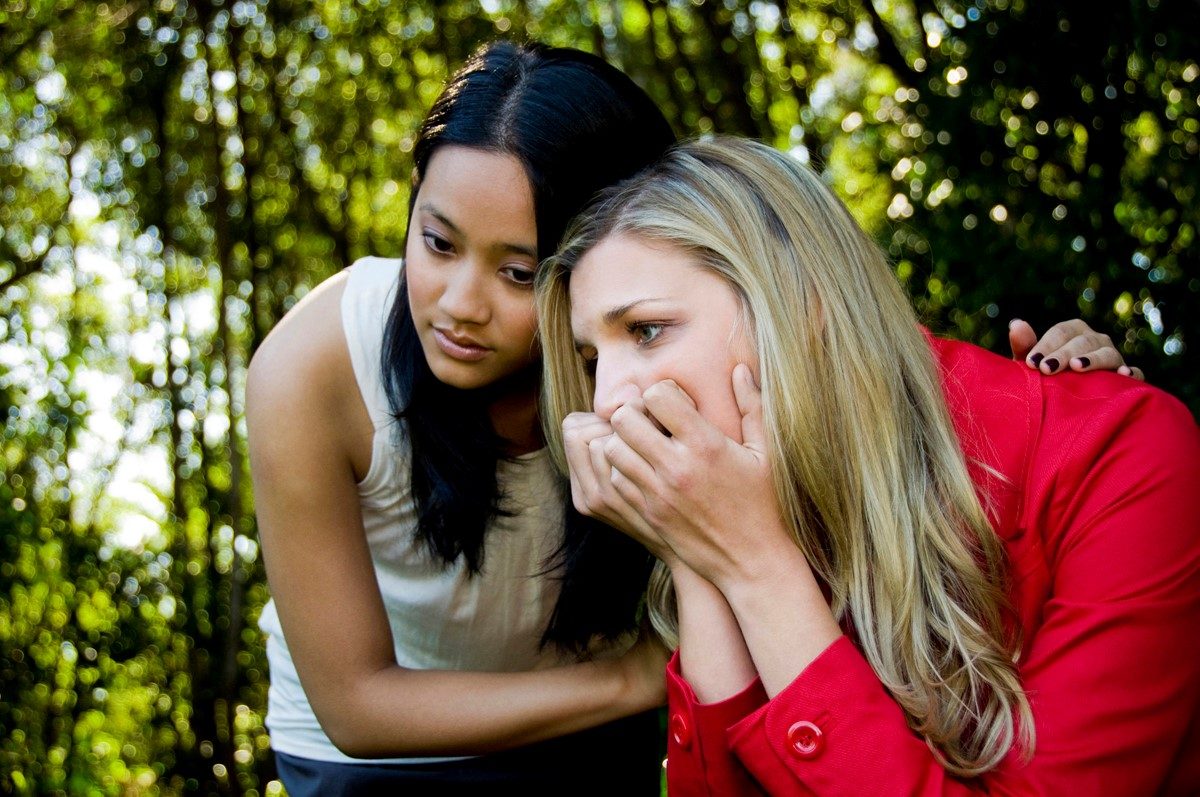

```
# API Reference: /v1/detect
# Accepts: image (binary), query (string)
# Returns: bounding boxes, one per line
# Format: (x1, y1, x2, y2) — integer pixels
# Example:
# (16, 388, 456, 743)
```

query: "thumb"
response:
(733, 364, 766, 452)
(1008, 318, 1036, 363)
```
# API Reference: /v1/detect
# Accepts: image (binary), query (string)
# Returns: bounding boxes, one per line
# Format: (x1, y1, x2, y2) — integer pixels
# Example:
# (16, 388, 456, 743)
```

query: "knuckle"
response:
(583, 494, 606, 516)
(644, 501, 669, 529)
(697, 434, 722, 459)
(643, 382, 668, 404)
(662, 464, 691, 492)
(563, 423, 585, 446)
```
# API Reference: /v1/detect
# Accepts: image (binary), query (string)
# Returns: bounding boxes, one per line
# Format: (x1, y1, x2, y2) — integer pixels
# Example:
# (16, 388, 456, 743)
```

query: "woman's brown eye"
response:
(423, 232, 453, 253)
(503, 266, 535, 285)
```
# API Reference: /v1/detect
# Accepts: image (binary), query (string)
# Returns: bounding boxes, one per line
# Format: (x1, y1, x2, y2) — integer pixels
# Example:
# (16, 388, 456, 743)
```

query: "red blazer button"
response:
(669, 712, 693, 750)
(786, 720, 825, 759)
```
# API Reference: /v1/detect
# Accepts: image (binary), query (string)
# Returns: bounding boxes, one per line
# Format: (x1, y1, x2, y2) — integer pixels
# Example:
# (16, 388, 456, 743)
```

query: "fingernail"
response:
(1044, 358, 1059, 373)
(1008, 318, 1017, 330)
(1029, 352, 1044, 367)
(1078, 356, 1090, 368)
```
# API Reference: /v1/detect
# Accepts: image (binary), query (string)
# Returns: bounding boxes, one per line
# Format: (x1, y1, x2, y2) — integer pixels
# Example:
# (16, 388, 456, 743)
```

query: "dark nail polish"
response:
(1044, 358, 1059, 372)
(1078, 356, 1091, 368)
(1029, 353, 1044, 367)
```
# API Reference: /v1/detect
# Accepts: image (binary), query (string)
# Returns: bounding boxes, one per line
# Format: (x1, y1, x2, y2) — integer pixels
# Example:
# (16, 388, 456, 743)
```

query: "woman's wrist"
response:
(707, 519, 806, 595)
(717, 541, 842, 697)
(609, 635, 669, 714)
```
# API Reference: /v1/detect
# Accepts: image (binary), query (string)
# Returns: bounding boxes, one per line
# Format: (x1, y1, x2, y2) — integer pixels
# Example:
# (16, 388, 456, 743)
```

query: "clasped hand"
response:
(562, 364, 795, 589)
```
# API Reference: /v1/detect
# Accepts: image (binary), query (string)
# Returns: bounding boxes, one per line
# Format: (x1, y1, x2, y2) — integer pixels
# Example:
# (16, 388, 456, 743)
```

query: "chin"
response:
(426, 360, 493, 391)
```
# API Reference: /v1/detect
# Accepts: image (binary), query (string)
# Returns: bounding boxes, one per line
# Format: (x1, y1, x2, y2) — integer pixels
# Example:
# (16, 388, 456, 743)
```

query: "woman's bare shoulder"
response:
(247, 270, 356, 427)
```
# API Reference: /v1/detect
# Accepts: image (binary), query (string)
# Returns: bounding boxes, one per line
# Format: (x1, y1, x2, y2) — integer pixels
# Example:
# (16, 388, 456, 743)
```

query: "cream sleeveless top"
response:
(258, 257, 569, 763)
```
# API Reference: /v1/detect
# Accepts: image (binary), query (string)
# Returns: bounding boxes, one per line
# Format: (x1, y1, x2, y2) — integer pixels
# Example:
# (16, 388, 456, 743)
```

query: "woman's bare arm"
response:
(247, 274, 663, 759)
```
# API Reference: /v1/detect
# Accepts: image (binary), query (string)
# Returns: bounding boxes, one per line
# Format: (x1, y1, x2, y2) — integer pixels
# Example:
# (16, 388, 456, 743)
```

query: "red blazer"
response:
(665, 336, 1200, 796)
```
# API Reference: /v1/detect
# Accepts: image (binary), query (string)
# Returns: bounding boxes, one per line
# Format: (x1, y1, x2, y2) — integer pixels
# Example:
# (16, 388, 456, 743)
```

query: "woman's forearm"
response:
(323, 647, 663, 758)
(672, 563, 759, 703)
(716, 541, 842, 698)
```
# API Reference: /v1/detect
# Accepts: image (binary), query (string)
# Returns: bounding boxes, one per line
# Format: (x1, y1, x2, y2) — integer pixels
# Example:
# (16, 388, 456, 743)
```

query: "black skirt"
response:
(273, 708, 664, 796)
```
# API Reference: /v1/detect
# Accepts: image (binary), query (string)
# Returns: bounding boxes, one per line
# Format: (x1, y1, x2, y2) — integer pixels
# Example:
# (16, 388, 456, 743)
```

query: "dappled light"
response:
(1, 0, 1195, 793)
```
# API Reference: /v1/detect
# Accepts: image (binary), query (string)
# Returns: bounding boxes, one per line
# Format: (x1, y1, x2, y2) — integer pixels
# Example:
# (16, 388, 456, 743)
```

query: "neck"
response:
(483, 366, 543, 456)
(489, 391, 541, 455)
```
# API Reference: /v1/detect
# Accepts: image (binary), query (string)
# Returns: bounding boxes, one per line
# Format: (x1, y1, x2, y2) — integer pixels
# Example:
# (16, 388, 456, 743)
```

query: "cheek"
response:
(686, 341, 753, 442)
(500, 297, 538, 345)
(693, 381, 744, 442)
(404, 252, 440, 312)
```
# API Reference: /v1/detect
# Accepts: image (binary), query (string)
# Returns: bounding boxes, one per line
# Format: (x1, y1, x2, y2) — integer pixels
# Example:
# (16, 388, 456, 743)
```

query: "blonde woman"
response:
(537, 137, 1200, 795)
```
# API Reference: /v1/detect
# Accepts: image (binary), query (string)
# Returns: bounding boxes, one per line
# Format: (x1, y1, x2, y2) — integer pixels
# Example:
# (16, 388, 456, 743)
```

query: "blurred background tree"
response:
(1, 0, 1195, 793)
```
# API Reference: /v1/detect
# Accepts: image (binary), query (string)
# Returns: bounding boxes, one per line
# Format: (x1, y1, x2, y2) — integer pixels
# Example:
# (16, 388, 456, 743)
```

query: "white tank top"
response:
(259, 256, 569, 763)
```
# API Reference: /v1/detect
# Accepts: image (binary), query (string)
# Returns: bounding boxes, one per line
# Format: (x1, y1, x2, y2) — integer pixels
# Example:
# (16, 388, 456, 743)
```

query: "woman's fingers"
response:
(1021, 318, 1137, 378)
(586, 431, 665, 550)
(640, 380, 709, 446)
(732, 364, 766, 451)
(1065, 345, 1124, 374)
(1008, 318, 1037, 363)
(609, 400, 678, 471)
(602, 418, 658, 493)
(562, 412, 613, 516)
(1117, 365, 1146, 381)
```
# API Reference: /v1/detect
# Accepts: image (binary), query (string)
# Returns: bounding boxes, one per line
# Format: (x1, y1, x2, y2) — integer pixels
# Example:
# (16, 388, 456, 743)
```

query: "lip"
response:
(433, 328, 491, 362)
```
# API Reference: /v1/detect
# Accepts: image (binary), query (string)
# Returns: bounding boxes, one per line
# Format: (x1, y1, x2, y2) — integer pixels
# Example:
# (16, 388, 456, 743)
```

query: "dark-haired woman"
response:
(246, 41, 1135, 794)
(248, 42, 674, 794)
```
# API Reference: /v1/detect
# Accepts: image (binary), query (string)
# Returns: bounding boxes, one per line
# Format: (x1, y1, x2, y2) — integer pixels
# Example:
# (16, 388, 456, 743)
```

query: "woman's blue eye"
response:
(631, 323, 664, 345)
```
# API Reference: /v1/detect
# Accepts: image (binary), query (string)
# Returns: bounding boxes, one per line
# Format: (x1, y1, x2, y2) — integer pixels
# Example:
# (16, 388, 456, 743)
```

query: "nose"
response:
(592, 355, 643, 421)
(438, 262, 490, 325)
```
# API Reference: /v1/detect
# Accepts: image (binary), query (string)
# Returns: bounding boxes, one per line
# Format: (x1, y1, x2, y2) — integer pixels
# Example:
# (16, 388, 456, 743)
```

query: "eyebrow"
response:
(417, 202, 538, 259)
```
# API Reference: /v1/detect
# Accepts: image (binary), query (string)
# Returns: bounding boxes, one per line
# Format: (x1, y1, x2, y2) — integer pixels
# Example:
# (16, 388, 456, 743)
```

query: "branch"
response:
(0, 239, 48, 293)
(856, 0, 926, 88)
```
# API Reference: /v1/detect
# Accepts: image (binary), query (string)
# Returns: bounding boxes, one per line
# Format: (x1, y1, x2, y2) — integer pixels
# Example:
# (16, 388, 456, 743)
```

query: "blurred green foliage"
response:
(1, 0, 1195, 793)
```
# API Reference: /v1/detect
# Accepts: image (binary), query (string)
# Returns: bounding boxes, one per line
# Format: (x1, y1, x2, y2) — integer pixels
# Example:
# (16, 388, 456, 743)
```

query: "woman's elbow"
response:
(318, 707, 385, 759)
(312, 677, 410, 759)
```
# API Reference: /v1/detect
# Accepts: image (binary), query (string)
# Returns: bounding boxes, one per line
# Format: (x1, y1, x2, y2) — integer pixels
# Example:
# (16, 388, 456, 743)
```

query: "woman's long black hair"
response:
(382, 41, 677, 652)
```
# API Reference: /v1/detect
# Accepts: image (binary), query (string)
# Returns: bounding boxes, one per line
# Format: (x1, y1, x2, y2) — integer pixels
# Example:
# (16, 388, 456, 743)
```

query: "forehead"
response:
(571, 233, 686, 297)
(418, 146, 536, 236)
(568, 234, 735, 334)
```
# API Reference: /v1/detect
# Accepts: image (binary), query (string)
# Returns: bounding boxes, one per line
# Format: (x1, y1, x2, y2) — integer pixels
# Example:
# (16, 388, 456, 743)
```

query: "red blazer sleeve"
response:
(668, 355, 1200, 795)
(665, 650, 770, 796)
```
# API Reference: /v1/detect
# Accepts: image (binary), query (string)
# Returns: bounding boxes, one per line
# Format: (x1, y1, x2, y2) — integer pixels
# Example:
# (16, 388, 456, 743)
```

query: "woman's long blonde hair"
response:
(537, 137, 1033, 775)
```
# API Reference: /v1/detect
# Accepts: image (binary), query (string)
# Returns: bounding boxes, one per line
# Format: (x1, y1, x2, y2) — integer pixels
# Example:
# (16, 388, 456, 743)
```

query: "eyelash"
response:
(579, 322, 668, 376)
(628, 321, 666, 346)
(501, 266, 536, 287)
(423, 231, 534, 287)
(422, 230, 453, 255)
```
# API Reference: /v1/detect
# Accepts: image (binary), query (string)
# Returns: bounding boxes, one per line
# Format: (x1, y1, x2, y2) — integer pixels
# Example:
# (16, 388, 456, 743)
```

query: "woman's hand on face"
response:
(561, 411, 675, 563)
(600, 364, 795, 590)
(1009, 318, 1144, 379)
